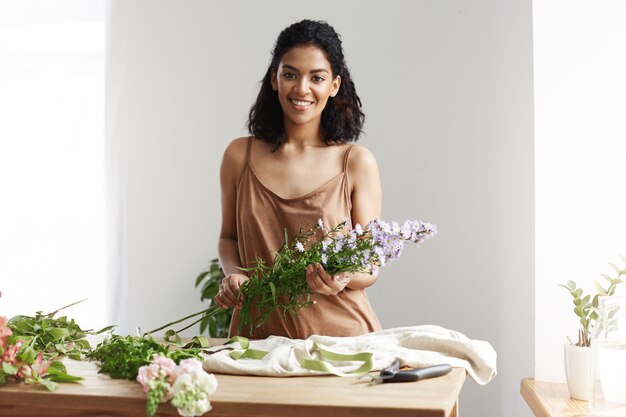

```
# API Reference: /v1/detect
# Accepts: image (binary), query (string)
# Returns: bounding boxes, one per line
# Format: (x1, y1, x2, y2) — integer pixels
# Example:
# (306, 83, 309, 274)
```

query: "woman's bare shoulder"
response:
(347, 144, 379, 173)
(223, 136, 249, 160)
(222, 136, 253, 167)
(221, 137, 251, 183)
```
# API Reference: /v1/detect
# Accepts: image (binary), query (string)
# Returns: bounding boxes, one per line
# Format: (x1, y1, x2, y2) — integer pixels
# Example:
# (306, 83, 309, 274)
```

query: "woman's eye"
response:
(312, 76, 325, 82)
(283, 73, 296, 79)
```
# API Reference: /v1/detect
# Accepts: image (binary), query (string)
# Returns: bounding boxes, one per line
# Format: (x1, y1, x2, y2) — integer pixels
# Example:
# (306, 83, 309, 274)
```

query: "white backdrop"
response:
(106, 1, 534, 417)
(534, 0, 626, 381)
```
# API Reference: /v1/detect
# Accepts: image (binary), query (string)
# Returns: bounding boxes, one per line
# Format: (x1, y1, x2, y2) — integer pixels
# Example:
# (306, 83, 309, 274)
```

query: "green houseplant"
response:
(560, 256, 625, 401)
(560, 256, 625, 347)
(194, 259, 232, 338)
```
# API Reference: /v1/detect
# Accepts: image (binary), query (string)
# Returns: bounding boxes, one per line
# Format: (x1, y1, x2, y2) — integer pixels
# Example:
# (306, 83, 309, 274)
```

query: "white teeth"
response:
(290, 99, 313, 106)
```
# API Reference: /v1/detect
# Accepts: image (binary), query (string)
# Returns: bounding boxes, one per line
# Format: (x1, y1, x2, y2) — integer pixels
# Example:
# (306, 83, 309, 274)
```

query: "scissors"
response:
(367, 360, 452, 384)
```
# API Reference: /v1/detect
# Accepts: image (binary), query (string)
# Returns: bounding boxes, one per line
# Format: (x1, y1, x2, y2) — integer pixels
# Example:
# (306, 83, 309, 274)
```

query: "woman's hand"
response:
(214, 273, 248, 309)
(306, 263, 351, 295)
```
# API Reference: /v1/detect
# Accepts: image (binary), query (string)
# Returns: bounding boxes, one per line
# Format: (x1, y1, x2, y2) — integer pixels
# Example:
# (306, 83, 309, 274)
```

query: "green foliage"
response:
(7, 302, 114, 361)
(560, 256, 626, 347)
(195, 258, 232, 337)
(238, 221, 363, 334)
(87, 334, 202, 380)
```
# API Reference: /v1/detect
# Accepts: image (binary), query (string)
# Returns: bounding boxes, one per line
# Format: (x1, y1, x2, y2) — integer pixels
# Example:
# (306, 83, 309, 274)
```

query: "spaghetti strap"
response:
(342, 145, 354, 172)
(342, 145, 354, 206)
(245, 136, 253, 163)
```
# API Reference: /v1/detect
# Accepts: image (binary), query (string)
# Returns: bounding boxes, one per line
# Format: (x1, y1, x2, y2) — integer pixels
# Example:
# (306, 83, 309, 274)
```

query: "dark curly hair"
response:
(247, 19, 365, 151)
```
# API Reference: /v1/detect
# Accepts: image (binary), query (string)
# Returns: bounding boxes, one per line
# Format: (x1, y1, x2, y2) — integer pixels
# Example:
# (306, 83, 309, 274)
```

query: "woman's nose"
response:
(293, 78, 311, 94)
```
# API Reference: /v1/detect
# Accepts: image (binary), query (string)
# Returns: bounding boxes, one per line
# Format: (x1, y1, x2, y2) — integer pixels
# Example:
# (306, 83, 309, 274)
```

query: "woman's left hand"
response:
(306, 263, 350, 295)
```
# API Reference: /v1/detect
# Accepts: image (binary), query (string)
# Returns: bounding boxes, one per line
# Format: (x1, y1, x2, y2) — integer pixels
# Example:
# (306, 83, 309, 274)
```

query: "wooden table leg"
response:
(450, 399, 459, 417)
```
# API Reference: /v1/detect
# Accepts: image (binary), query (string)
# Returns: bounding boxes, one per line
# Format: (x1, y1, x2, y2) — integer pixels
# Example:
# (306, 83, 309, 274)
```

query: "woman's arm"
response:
(345, 145, 382, 290)
(306, 145, 382, 295)
(215, 138, 249, 309)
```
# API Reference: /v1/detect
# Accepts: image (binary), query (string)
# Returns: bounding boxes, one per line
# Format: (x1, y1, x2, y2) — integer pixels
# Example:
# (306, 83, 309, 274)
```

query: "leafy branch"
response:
(560, 256, 625, 347)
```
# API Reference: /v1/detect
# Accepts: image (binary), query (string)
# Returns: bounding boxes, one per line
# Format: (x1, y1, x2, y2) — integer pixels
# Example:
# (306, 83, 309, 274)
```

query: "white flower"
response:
(316, 218, 325, 231)
(295, 242, 305, 252)
(169, 359, 218, 416)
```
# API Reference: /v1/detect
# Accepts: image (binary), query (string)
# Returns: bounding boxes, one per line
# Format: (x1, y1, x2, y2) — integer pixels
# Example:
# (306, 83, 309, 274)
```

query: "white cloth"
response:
(202, 325, 497, 385)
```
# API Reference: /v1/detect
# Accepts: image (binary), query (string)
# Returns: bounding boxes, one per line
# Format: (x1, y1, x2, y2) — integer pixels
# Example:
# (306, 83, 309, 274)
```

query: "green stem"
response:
(46, 298, 89, 318)
(145, 305, 222, 335)
(173, 308, 220, 334)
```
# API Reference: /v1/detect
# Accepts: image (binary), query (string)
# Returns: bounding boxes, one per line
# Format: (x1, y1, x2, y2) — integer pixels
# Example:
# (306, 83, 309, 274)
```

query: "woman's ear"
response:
(270, 71, 278, 91)
(331, 75, 341, 97)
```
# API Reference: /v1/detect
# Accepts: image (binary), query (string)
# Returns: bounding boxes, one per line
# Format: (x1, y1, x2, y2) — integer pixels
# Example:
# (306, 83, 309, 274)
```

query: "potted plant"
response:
(194, 259, 233, 338)
(560, 256, 625, 401)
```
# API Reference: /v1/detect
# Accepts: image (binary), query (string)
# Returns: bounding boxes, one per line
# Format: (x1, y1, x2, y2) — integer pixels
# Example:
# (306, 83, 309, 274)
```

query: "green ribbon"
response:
(225, 336, 269, 360)
(299, 342, 374, 377)
(226, 338, 374, 377)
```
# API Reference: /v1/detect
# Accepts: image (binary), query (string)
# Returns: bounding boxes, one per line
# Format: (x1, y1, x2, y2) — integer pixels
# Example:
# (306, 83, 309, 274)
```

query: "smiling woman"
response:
(271, 46, 341, 127)
(214, 20, 383, 339)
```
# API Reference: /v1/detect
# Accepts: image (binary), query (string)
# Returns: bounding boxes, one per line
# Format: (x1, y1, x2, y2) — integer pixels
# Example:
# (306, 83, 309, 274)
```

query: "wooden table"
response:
(520, 378, 589, 417)
(0, 357, 466, 417)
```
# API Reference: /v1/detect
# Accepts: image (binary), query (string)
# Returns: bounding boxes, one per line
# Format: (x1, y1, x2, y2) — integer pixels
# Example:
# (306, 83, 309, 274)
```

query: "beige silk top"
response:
(229, 137, 382, 339)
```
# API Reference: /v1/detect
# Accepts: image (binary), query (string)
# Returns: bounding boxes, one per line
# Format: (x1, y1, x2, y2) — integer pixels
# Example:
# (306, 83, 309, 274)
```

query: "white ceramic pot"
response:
(564, 343, 591, 401)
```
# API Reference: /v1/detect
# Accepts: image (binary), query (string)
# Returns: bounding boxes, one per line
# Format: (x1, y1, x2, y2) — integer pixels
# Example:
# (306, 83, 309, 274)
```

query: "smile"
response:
(289, 99, 314, 109)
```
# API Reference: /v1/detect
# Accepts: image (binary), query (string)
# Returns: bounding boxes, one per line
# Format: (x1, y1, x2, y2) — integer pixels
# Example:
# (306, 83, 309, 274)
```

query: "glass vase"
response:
(590, 295, 626, 416)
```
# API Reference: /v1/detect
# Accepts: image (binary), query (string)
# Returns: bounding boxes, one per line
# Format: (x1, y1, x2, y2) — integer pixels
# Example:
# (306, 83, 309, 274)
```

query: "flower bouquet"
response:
(137, 355, 218, 417)
(149, 218, 437, 337)
(237, 218, 437, 333)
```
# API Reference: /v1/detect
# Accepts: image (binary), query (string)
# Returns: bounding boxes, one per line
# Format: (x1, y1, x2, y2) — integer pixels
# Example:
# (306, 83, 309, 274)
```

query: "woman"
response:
(214, 19, 382, 339)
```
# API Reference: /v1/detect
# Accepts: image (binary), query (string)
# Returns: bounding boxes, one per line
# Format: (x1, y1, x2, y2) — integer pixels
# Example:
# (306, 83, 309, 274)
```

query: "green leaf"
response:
(601, 274, 613, 283)
(269, 282, 277, 304)
(580, 294, 590, 307)
(195, 271, 210, 287)
(2, 362, 19, 375)
(608, 262, 620, 273)
(19, 346, 38, 363)
(47, 327, 69, 341)
(593, 280, 604, 294)
(37, 376, 58, 391)
(95, 325, 117, 334)
(566, 280, 577, 291)
(592, 294, 600, 308)
(574, 305, 584, 318)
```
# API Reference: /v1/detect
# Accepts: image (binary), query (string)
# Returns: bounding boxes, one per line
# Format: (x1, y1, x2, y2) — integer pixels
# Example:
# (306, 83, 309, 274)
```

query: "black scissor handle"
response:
(384, 364, 453, 383)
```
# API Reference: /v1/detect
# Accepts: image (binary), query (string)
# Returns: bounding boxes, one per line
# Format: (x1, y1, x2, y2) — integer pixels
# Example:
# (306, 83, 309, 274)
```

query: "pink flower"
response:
(2, 339, 23, 365)
(169, 358, 204, 383)
(0, 316, 12, 349)
(32, 351, 51, 375)
(20, 353, 50, 385)
(136, 354, 176, 393)
(153, 355, 176, 375)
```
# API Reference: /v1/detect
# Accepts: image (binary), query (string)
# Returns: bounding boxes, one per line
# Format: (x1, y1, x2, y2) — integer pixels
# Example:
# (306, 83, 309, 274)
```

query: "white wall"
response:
(534, 1, 626, 382)
(106, 1, 534, 416)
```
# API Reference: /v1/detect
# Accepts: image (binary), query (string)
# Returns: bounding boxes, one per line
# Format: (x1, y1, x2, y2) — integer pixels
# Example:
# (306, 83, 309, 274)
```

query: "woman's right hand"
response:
(214, 273, 248, 309)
